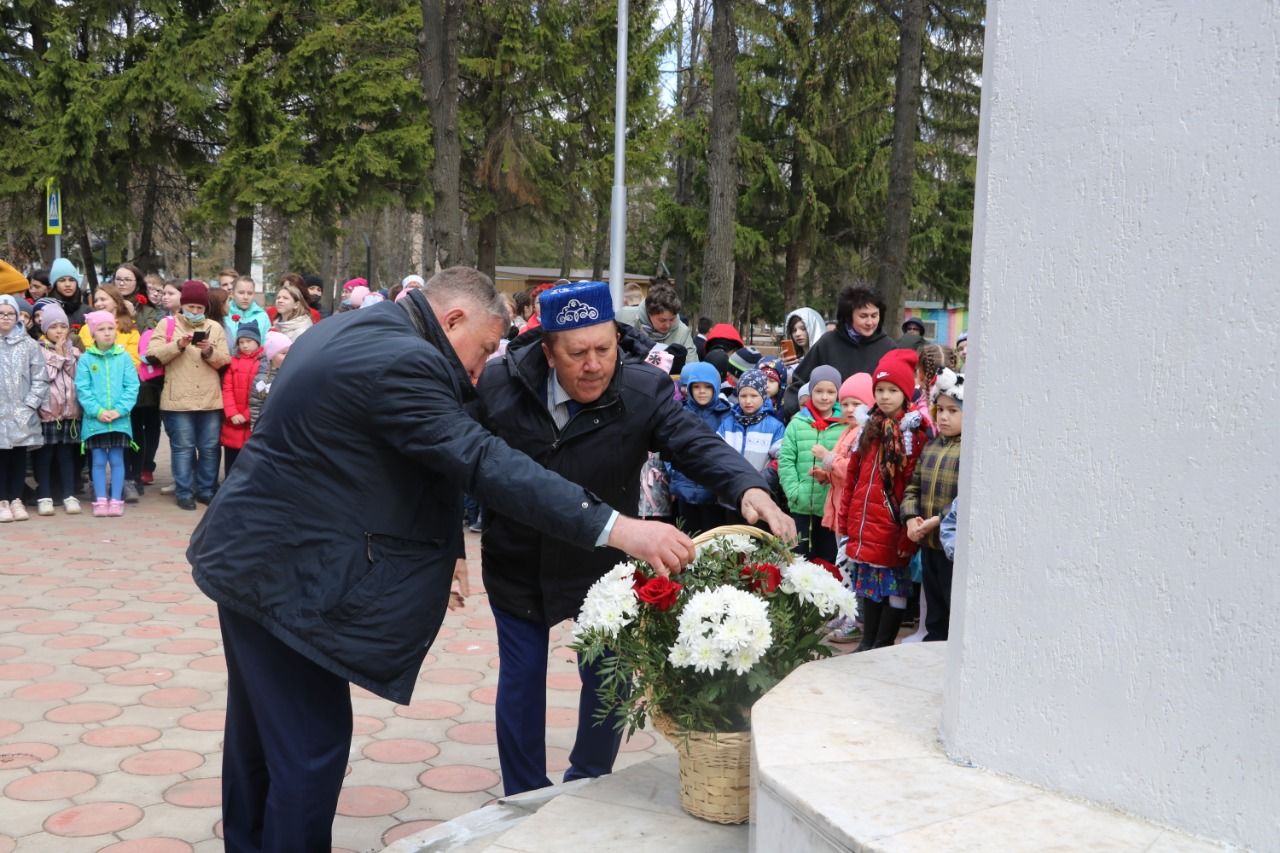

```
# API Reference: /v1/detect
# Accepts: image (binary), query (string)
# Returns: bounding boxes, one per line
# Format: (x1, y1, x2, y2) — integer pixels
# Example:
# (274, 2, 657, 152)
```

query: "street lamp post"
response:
(608, 0, 629, 308)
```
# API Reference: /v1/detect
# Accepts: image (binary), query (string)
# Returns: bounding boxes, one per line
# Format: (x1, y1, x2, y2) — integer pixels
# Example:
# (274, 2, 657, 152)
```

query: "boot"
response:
(873, 605, 906, 649)
(856, 598, 882, 653)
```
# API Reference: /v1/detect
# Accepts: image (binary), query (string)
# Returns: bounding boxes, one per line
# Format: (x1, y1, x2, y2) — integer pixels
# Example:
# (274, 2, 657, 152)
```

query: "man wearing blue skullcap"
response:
(474, 280, 796, 796)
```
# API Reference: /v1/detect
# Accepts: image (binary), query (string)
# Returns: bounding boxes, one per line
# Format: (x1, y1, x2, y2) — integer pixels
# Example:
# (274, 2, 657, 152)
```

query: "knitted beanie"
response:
(85, 310, 116, 334)
(871, 348, 919, 399)
(39, 303, 68, 332)
(737, 369, 768, 398)
(180, 280, 209, 307)
(236, 322, 261, 345)
(263, 330, 292, 362)
(808, 365, 842, 393)
(838, 373, 875, 406)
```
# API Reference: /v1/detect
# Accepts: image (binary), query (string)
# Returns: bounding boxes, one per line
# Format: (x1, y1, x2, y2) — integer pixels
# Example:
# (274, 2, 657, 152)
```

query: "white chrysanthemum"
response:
(781, 560, 859, 619)
(670, 586, 772, 676)
(575, 562, 640, 637)
(668, 643, 695, 668)
(689, 637, 725, 674)
(694, 533, 756, 561)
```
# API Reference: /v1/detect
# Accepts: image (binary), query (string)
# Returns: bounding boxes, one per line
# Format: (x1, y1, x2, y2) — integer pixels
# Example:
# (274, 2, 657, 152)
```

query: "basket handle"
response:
(689, 524, 778, 548)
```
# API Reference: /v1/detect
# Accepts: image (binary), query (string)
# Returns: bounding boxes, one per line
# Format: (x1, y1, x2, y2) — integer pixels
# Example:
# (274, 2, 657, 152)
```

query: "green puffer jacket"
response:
(778, 404, 846, 516)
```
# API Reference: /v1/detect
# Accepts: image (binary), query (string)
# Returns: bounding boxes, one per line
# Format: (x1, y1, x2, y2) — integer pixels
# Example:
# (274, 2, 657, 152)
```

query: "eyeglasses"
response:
(0, 311, 17, 319)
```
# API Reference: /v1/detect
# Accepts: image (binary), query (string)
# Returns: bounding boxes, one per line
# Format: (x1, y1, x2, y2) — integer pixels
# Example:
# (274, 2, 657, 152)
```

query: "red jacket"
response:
(838, 412, 930, 568)
(221, 350, 264, 448)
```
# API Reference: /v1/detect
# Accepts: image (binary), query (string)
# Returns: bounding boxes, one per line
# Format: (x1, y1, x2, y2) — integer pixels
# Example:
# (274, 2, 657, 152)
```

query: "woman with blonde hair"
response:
(268, 274, 314, 342)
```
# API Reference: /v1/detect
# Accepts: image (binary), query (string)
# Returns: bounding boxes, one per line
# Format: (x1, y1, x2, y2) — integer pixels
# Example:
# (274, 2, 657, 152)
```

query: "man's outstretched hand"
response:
(739, 488, 797, 544)
(607, 517, 697, 577)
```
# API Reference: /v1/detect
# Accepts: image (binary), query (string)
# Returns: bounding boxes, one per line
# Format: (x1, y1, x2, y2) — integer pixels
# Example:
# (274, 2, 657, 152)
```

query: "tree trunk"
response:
(591, 200, 608, 281)
(233, 214, 254, 275)
(78, 217, 98, 292)
(419, 0, 464, 270)
(476, 211, 498, 282)
(559, 227, 574, 278)
(700, 0, 739, 325)
(875, 0, 927, 331)
(136, 165, 161, 273)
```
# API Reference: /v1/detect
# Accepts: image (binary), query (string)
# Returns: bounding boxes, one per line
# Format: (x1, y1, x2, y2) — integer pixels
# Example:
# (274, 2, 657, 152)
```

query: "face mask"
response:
(183, 311, 205, 325)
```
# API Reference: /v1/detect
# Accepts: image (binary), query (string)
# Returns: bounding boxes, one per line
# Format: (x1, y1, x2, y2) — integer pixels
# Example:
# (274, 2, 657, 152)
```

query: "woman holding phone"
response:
(145, 280, 230, 510)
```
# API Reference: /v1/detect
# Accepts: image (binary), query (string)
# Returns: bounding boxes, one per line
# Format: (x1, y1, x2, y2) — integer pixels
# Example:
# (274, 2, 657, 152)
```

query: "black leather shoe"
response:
(195, 494, 214, 505)
(177, 498, 197, 511)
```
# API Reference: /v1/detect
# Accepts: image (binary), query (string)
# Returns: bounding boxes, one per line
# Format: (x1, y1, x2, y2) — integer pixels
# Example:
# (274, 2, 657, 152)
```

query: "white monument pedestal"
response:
(750, 646, 1224, 852)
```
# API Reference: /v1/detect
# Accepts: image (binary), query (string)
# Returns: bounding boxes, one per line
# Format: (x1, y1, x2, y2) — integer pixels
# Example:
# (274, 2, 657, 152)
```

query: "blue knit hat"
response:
(236, 322, 261, 345)
(49, 257, 81, 288)
(737, 369, 768, 398)
(539, 281, 614, 333)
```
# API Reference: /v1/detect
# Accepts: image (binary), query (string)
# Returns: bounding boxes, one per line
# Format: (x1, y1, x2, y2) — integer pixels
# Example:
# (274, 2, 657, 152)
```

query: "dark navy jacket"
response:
(188, 291, 613, 703)
(473, 325, 768, 627)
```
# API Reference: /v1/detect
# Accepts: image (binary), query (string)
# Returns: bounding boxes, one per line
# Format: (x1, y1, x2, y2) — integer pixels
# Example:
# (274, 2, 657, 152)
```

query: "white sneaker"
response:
(9, 499, 29, 521)
(37, 498, 54, 516)
(160, 483, 176, 495)
(63, 497, 82, 515)
(0, 502, 11, 523)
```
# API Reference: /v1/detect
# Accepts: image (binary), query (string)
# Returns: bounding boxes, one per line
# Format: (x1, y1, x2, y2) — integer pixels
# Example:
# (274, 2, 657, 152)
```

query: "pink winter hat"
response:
(342, 277, 367, 293)
(263, 330, 292, 362)
(85, 310, 116, 334)
(347, 285, 369, 307)
(839, 373, 874, 406)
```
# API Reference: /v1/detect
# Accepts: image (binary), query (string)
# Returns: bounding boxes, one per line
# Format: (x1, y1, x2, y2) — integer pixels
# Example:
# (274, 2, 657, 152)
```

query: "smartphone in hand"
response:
(780, 339, 797, 361)
(191, 330, 208, 344)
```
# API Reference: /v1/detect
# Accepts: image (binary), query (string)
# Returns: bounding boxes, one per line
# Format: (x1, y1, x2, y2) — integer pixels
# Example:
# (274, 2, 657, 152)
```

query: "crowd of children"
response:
(647, 318, 968, 649)
(0, 260, 313, 519)
(3, 259, 970, 648)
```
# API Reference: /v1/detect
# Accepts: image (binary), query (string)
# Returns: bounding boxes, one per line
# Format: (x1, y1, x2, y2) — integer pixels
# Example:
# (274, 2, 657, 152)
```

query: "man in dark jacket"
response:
(473, 280, 795, 796)
(187, 269, 696, 852)
(783, 284, 899, 415)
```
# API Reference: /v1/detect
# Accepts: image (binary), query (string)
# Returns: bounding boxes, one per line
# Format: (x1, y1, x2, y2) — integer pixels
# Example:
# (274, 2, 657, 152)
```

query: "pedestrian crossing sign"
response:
(46, 178, 61, 236)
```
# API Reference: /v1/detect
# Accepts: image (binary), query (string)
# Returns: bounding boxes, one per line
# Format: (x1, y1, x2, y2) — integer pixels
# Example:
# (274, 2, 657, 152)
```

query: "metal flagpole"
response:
(608, 0, 629, 308)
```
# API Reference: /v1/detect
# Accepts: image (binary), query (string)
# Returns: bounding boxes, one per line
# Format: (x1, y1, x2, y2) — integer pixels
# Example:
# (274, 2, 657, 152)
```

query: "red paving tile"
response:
(418, 764, 501, 793)
(82, 726, 163, 748)
(5, 769, 98, 801)
(120, 748, 205, 776)
(362, 738, 441, 763)
(0, 741, 59, 767)
(0, 504, 673, 850)
(335, 785, 410, 817)
(45, 802, 144, 837)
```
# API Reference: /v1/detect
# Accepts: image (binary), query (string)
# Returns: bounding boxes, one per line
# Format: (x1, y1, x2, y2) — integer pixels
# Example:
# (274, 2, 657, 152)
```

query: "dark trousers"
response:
(921, 547, 954, 641)
(792, 512, 837, 563)
(223, 446, 240, 477)
(0, 446, 28, 501)
(218, 606, 352, 853)
(34, 443, 75, 502)
(127, 405, 162, 480)
(676, 500, 725, 536)
(492, 606, 625, 796)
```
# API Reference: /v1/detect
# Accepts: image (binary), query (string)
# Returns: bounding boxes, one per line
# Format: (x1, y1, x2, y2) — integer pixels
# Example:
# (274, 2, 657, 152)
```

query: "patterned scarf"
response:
(733, 402, 767, 428)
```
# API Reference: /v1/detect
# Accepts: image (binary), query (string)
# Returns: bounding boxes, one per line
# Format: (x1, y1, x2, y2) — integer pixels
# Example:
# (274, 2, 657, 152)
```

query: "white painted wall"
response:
(941, 3, 1280, 849)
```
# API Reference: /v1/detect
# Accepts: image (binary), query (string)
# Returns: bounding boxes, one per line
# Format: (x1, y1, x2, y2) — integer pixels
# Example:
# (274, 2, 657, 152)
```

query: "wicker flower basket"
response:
(650, 524, 771, 825)
(660, 726, 752, 824)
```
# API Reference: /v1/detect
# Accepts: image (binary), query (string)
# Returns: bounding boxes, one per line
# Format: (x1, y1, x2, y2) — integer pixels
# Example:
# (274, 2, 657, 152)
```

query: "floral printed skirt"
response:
(852, 561, 912, 603)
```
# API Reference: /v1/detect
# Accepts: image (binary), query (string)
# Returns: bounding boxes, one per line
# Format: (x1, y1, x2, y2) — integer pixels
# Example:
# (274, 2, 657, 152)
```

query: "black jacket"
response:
(782, 326, 899, 415)
(188, 291, 613, 704)
(474, 325, 768, 627)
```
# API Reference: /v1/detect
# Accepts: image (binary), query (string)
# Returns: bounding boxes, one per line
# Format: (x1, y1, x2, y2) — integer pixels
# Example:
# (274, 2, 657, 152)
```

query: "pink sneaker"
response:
(92, 499, 109, 517)
(108, 500, 125, 517)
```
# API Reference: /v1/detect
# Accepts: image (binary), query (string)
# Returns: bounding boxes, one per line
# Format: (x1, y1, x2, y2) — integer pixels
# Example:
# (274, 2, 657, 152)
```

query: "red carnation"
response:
(741, 562, 782, 594)
(634, 576, 682, 611)
(231, 314, 241, 322)
(809, 557, 842, 582)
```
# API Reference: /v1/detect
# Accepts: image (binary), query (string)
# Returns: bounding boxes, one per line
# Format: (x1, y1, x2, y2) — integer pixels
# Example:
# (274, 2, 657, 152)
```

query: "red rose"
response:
(633, 568, 647, 588)
(634, 576, 682, 611)
(809, 557, 842, 582)
(741, 562, 782, 594)
(231, 314, 241, 321)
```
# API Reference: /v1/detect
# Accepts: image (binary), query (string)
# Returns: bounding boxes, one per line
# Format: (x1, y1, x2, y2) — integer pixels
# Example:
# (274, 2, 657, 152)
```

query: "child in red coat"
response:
(221, 323, 264, 475)
(838, 349, 931, 651)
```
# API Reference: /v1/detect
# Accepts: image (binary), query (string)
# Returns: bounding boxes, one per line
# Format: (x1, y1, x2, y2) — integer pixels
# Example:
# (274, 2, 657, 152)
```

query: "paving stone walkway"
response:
(0, 466, 671, 852)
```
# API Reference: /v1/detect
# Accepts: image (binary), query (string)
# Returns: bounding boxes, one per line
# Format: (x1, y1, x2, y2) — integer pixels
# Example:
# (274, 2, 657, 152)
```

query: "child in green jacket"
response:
(778, 365, 845, 561)
(76, 311, 140, 517)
